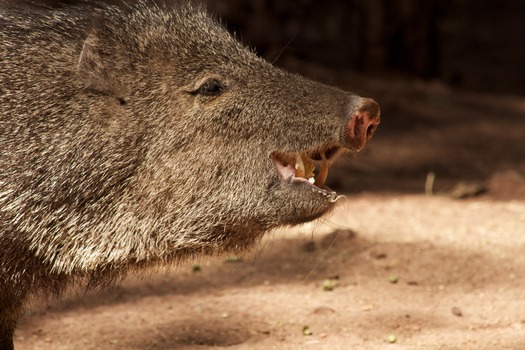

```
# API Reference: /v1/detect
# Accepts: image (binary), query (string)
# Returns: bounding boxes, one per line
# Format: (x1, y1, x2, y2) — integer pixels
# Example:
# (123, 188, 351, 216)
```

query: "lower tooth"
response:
(308, 177, 315, 184)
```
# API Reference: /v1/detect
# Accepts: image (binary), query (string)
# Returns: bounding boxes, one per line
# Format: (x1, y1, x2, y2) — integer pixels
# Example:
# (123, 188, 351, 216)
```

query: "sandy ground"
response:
(14, 71, 525, 349)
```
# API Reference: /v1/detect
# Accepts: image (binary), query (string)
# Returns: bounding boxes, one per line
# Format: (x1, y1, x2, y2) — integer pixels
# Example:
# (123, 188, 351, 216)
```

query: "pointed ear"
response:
(78, 33, 128, 97)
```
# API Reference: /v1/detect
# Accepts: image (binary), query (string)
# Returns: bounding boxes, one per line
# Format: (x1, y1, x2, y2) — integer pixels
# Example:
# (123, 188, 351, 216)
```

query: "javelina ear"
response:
(78, 33, 128, 98)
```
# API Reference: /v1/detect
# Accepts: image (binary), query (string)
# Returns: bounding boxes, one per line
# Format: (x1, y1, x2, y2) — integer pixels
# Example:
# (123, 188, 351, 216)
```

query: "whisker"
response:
(271, 31, 299, 64)
(303, 228, 341, 282)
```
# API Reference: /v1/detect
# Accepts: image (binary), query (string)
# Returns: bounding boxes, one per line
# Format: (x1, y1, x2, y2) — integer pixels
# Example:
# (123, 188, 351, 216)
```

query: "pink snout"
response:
(345, 98, 380, 150)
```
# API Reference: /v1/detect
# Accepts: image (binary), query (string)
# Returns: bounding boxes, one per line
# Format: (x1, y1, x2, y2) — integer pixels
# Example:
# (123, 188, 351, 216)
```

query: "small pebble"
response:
(302, 326, 313, 336)
(451, 306, 463, 317)
(388, 275, 399, 284)
(387, 334, 397, 343)
(323, 279, 338, 291)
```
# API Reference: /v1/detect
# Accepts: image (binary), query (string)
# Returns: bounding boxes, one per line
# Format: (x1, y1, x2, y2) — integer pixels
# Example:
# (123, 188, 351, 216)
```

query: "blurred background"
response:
(11, 0, 525, 95)
(209, 0, 525, 97)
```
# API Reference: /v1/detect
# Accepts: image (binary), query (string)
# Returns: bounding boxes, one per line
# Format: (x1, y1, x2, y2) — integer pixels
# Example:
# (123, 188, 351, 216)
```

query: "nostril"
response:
(366, 123, 377, 140)
(366, 114, 380, 139)
(360, 98, 381, 121)
(344, 97, 381, 150)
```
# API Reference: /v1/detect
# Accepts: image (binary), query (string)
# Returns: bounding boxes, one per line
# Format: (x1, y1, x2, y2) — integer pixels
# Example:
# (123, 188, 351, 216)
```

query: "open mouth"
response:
(270, 144, 347, 203)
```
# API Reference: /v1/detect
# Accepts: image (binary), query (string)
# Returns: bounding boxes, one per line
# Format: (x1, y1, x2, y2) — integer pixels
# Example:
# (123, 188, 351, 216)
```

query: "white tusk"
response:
(295, 153, 305, 178)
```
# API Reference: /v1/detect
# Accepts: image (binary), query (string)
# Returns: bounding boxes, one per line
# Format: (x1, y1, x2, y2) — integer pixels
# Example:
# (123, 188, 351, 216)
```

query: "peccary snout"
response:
(345, 97, 381, 151)
(270, 94, 380, 213)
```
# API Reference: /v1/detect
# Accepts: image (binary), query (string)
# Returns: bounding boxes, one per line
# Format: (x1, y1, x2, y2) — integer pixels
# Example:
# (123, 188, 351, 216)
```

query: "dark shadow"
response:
(23, 228, 523, 308)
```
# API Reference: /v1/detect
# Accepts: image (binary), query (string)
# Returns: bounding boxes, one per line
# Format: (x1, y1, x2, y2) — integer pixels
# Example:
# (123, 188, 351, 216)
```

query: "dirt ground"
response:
(14, 67, 525, 349)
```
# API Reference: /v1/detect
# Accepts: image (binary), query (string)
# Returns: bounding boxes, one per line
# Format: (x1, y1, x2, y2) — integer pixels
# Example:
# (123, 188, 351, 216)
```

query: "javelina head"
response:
(78, 2, 380, 256)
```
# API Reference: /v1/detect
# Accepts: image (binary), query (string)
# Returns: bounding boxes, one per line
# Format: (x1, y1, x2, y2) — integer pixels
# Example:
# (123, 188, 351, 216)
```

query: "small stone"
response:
(451, 306, 463, 317)
(302, 326, 313, 336)
(323, 279, 338, 291)
(388, 275, 399, 284)
(387, 334, 397, 343)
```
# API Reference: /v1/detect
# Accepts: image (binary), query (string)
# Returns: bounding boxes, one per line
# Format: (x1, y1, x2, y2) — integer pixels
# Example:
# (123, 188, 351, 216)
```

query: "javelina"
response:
(0, 1, 380, 348)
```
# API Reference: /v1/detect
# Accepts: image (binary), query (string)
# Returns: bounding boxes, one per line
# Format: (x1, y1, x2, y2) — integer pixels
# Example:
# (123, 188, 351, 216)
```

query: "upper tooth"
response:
(295, 153, 305, 178)
(301, 153, 316, 179)
(313, 151, 328, 188)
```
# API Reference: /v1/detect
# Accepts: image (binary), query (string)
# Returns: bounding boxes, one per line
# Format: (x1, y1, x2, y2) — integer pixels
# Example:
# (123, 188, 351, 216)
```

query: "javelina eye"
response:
(198, 78, 223, 96)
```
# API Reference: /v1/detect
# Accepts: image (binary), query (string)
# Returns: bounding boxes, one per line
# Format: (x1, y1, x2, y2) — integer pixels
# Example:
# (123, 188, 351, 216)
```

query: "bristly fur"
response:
(0, 1, 374, 349)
